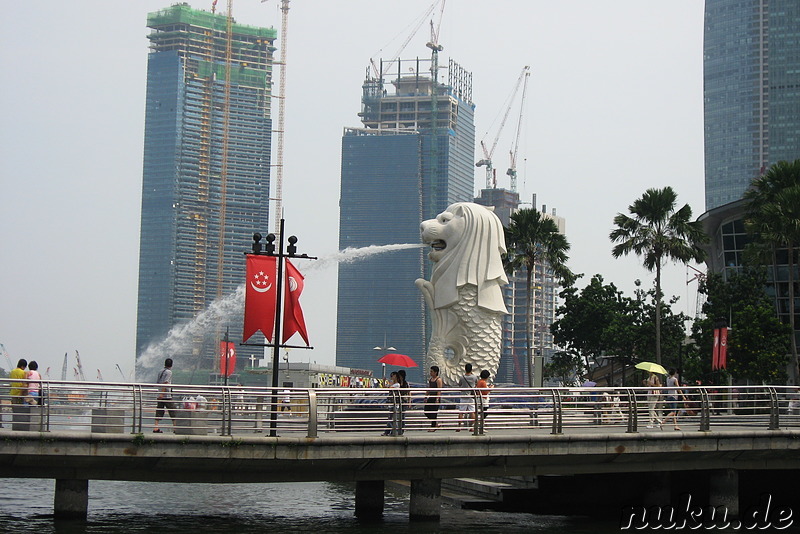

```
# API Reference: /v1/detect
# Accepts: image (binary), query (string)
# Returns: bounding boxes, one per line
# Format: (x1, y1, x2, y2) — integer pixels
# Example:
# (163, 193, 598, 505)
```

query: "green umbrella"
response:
(635, 361, 668, 375)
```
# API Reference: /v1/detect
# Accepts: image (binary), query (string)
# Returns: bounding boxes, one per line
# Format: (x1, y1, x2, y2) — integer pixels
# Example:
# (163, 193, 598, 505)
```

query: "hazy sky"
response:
(0, 1, 706, 380)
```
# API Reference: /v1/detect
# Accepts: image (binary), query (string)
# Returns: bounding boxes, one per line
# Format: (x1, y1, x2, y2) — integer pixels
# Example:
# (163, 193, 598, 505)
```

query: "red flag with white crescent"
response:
(282, 259, 309, 345)
(243, 254, 277, 342)
(718, 328, 728, 369)
(712, 328, 720, 370)
(220, 341, 236, 377)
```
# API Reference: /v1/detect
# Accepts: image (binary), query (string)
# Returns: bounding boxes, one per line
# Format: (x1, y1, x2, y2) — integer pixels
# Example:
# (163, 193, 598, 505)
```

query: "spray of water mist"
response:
(136, 243, 426, 373)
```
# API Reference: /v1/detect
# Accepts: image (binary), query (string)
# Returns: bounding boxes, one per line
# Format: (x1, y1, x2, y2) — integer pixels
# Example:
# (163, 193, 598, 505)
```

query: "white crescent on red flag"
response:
(282, 259, 309, 345)
(718, 327, 728, 369)
(712, 328, 720, 370)
(219, 341, 236, 377)
(243, 254, 277, 342)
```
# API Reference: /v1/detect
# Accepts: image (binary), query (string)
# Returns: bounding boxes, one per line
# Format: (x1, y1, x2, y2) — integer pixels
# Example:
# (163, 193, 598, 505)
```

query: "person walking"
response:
(424, 365, 443, 431)
(662, 368, 685, 430)
(457, 363, 477, 432)
(9, 359, 28, 405)
(153, 358, 176, 433)
(646, 371, 663, 429)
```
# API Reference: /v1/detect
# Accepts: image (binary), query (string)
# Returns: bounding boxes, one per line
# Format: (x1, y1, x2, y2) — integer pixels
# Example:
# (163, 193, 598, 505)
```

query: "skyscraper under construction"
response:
(336, 57, 476, 383)
(136, 5, 276, 374)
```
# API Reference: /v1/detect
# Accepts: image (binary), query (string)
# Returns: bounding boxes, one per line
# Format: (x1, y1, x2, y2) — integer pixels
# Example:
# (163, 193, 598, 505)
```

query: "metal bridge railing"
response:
(0, 380, 798, 438)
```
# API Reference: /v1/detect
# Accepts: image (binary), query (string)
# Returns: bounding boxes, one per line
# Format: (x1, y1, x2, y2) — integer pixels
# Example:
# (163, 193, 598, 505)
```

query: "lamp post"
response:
(373, 335, 396, 380)
(245, 220, 315, 436)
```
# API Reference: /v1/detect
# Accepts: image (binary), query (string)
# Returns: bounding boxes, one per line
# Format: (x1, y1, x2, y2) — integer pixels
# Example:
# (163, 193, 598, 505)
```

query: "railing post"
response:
(625, 388, 638, 433)
(698, 387, 711, 431)
(768, 387, 779, 430)
(41, 382, 51, 432)
(551, 389, 562, 435)
(131, 384, 143, 434)
(474, 390, 484, 436)
(306, 389, 318, 438)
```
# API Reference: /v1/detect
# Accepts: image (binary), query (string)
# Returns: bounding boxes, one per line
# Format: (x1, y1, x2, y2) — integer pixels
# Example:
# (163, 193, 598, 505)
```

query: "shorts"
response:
(458, 401, 474, 412)
(666, 396, 679, 411)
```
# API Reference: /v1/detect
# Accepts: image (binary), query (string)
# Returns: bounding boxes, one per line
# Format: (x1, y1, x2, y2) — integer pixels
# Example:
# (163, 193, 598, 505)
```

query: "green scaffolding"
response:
(147, 3, 277, 40)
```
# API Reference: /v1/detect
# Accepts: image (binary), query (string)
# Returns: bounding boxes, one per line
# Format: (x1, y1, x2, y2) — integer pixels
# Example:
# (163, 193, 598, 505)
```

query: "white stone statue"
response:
(415, 202, 508, 386)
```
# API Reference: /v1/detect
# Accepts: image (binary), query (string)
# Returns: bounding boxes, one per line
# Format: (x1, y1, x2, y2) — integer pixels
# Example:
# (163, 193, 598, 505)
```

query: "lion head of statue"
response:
(420, 202, 508, 314)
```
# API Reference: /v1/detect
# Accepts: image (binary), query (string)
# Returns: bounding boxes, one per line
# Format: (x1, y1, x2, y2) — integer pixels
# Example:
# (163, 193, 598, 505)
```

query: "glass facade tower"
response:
(704, 0, 800, 210)
(336, 58, 475, 383)
(136, 5, 276, 374)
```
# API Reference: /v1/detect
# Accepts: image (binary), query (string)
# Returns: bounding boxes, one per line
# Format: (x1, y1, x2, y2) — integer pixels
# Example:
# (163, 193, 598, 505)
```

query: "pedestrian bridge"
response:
(1, 380, 798, 520)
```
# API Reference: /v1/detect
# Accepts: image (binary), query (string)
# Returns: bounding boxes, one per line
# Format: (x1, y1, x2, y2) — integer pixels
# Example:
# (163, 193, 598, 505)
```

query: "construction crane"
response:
(0, 343, 14, 370)
(97, 369, 104, 381)
(115, 363, 128, 382)
(74, 350, 86, 381)
(61, 352, 68, 381)
(476, 65, 530, 189)
(369, 1, 440, 80)
(426, 0, 446, 219)
(271, 0, 291, 236)
(216, 0, 234, 303)
(506, 66, 531, 193)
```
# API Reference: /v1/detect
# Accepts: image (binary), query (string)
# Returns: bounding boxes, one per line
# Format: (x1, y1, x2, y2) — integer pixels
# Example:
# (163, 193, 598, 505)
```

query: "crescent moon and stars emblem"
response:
(288, 276, 299, 292)
(251, 270, 272, 293)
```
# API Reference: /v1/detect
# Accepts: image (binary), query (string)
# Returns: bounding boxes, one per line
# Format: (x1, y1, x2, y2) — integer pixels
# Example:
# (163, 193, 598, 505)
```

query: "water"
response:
(0, 479, 615, 534)
(137, 243, 426, 370)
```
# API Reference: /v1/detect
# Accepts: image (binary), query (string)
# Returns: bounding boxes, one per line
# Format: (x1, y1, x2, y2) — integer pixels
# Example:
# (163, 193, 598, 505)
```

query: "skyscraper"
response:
(700, 0, 800, 379)
(336, 57, 475, 382)
(136, 5, 276, 373)
(703, 0, 800, 211)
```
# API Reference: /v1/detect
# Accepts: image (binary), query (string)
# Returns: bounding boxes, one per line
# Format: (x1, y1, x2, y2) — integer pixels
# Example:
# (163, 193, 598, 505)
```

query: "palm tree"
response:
(609, 187, 707, 365)
(505, 209, 575, 387)
(744, 160, 800, 383)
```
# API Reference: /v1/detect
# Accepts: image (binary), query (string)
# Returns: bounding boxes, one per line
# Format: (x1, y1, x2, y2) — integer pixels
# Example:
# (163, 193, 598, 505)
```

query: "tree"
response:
(504, 209, 575, 387)
(551, 275, 689, 372)
(744, 160, 800, 383)
(610, 186, 707, 365)
(692, 270, 791, 384)
(546, 350, 585, 386)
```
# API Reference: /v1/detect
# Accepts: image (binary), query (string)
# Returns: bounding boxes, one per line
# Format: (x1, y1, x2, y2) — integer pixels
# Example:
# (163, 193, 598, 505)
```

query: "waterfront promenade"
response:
(1, 380, 798, 520)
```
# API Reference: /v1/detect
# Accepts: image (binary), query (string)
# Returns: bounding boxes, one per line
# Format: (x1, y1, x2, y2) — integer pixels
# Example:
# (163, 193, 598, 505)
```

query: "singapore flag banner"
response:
(283, 259, 309, 345)
(243, 254, 278, 342)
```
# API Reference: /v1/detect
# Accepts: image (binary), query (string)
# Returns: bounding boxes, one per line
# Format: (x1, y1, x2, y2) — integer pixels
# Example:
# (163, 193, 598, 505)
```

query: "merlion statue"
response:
(415, 202, 508, 386)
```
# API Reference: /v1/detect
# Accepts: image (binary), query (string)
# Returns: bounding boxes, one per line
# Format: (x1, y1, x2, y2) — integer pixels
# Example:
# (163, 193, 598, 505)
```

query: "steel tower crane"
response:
(426, 0, 446, 219)
(506, 66, 530, 193)
(476, 65, 530, 189)
(0, 343, 13, 370)
(74, 350, 86, 381)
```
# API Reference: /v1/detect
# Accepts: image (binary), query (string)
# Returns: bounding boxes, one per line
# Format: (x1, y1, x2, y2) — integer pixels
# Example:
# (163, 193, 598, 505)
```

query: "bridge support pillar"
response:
(642, 472, 670, 508)
(54, 479, 88, 520)
(354, 480, 384, 519)
(409, 478, 441, 521)
(709, 468, 738, 517)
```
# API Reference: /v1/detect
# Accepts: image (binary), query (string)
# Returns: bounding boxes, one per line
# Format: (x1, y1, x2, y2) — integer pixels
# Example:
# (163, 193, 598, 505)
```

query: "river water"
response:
(0, 479, 617, 533)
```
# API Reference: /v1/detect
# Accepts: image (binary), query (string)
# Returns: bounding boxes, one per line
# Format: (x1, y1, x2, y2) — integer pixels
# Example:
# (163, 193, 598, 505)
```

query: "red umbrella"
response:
(377, 353, 418, 368)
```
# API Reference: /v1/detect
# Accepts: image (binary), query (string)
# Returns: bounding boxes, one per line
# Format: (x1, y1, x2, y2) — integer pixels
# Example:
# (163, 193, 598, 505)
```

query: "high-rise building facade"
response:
(337, 58, 475, 383)
(475, 190, 564, 385)
(136, 5, 276, 372)
(701, 0, 800, 378)
(703, 0, 800, 211)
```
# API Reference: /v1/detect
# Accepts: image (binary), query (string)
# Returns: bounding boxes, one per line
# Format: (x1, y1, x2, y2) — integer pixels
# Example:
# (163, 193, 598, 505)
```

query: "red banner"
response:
(718, 327, 728, 369)
(220, 341, 236, 377)
(282, 259, 309, 345)
(712, 328, 720, 370)
(243, 254, 277, 342)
